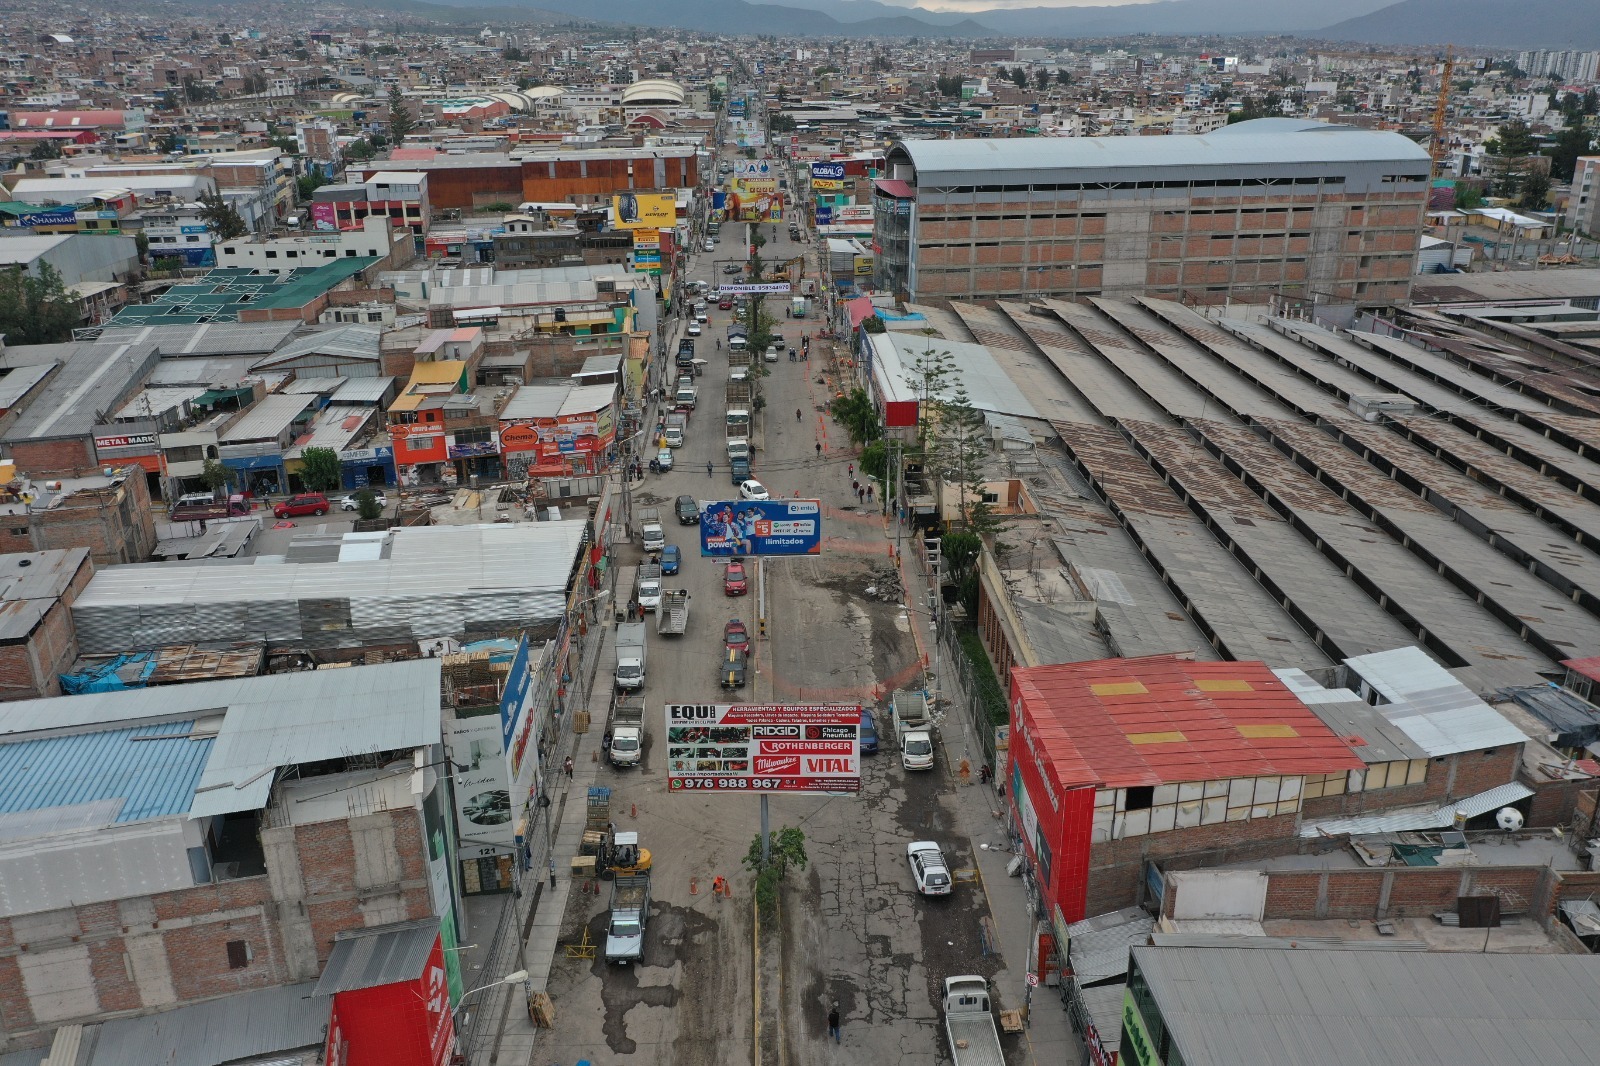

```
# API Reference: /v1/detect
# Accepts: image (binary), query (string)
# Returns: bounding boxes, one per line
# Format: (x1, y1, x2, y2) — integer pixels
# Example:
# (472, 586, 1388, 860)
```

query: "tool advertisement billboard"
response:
(665, 703, 861, 794)
(699, 498, 821, 556)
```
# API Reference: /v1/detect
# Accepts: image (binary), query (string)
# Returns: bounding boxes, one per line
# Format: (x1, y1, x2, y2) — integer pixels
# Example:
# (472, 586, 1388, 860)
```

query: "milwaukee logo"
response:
(754, 756, 799, 775)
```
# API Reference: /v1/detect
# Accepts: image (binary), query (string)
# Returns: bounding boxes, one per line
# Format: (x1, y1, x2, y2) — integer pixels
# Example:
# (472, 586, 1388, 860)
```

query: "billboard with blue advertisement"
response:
(498, 635, 533, 749)
(700, 499, 822, 557)
(815, 205, 833, 225)
(811, 162, 845, 180)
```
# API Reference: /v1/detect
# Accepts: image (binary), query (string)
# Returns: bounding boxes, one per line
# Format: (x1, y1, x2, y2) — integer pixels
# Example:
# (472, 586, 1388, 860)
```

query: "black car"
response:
(721, 646, 748, 689)
(676, 494, 699, 525)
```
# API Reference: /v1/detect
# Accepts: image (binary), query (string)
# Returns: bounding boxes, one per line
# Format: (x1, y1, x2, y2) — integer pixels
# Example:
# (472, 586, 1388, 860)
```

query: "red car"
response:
(273, 493, 330, 518)
(724, 560, 747, 596)
(719, 297, 733, 310)
(724, 618, 749, 649)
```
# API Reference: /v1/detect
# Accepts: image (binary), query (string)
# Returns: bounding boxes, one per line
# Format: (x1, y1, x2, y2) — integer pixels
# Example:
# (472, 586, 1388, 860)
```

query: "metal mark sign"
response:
(665, 703, 861, 794)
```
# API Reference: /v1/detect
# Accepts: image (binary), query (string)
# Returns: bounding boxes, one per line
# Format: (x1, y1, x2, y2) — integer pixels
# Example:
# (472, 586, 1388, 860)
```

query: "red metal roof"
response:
(1012, 655, 1364, 790)
(1562, 656, 1600, 683)
(12, 111, 124, 128)
(873, 178, 914, 198)
(845, 296, 877, 329)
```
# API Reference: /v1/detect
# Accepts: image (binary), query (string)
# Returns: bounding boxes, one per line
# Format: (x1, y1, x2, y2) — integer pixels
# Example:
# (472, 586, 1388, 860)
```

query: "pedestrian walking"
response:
(827, 1006, 841, 1043)
(857, 487, 865, 504)
(707, 461, 714, 478)
(815, 441, 822, 456)
(866, 484, 874, 503)
(852, 479, 860, 493)
(848, 463, 854, 478)
(548, 857, 557, 889)
(562, 755, 574, 778)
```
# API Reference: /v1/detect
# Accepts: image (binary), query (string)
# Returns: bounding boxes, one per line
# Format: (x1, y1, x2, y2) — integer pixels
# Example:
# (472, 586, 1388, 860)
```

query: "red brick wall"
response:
(1251, 865, 1549, 921)
(8, 437, 96, 477)
(1525, 773, 1588, 828)
(1087, 811, 1302, 917)
(0, 808, 434, 1046)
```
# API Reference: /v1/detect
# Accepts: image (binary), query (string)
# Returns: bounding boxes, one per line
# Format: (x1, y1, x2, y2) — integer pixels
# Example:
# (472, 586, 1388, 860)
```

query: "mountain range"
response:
(319, 0, 1600, 48)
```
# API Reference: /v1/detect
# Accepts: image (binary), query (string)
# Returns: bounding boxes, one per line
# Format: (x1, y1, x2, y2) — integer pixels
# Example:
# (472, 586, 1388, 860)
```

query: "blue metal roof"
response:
(0, 720, 211, 824)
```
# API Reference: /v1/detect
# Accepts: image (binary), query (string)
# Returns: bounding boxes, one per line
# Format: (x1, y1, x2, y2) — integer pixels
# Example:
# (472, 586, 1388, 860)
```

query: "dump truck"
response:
(726, 380, 752, 411)
(613, 622, 647, 692)
(943, 976, 1004, 1066)
(608, 696, 646, 766)
(638, 508, 664, 556)
(635, 564, 663, 613)
(657, 590, 690, 636)
(892, 690, 935, 771)
(727, 348, 751, 369)
(605, 874, 651, 964)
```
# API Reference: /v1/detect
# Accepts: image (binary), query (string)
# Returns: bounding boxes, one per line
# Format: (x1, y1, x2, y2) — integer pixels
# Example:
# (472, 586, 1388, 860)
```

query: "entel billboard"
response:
(699, 499, 821, 556)
(665, 703, 861, 794)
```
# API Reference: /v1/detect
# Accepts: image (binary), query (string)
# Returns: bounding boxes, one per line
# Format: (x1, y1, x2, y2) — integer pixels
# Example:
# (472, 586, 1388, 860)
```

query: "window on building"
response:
(185, 235, 199, 243)
(1355, 759, 1427, 791)
(225, 940, 251, 969)
(1125, 785, 1154, 811)
(223, 246, 235, 254)
(406, 437, 432, 452)
(264, 250, 277, 259)
(1301, 772, 1347, 799)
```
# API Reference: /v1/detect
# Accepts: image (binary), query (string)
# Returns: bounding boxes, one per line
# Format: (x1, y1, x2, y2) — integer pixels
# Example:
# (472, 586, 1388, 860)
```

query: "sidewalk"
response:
(466, 620, 615, 1066)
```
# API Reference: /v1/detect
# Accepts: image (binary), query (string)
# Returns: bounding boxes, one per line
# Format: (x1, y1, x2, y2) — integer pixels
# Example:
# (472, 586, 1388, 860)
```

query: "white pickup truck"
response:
(943, 976, 1004, 1066)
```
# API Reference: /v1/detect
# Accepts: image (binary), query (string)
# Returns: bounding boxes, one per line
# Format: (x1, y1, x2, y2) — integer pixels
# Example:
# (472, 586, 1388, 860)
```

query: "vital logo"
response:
(804, 757, 852, 773)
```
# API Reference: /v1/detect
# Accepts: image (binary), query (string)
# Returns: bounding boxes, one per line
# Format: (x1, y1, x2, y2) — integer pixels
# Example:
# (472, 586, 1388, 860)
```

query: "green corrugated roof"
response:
(108, 258, 380, 326)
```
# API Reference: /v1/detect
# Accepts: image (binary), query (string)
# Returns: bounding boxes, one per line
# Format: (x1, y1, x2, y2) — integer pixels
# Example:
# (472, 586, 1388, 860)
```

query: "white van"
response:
(663, 425, 684, 448)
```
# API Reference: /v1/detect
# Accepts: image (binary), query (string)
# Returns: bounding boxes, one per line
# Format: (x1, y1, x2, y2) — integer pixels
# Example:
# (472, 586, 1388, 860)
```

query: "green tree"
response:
(935, 74, 964, 97)
(1483, 118, 1536, 157)
(1547, 123, 1594, 182)
(343, 138, 376, 162)
(0, 263, 80, 345)
(182, 73, 217, 103)
(930, 380, 996, 534)
(299, 447, 342, 492)
(1009, 66, 1028, 88)
(502, 46, 525, 62)
(742, 826, 808, 916)
(198, 458, 232, 493)
(354, 488, 383, 520)
(28, 139, 62, 161)
(829, 388, 880, 445)
(135, 231, 150, 262)
(297, 170, 330, 200)
(387, 86, 415, 142)
(156, 131, 182, 154)
(1056, 68, 1071, 86)
(1518, 171, 1551, 211)
(859, 440, 887, 482)
(199, 189, 247, 240)
(1455, 184, 1485, 210)
(1035, 68, 1051, 90)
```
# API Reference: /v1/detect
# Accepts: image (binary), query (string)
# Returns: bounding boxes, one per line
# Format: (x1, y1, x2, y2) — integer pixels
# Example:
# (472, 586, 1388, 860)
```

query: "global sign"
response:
(811, 162, 846, 181)
(665, 703, 861, 794)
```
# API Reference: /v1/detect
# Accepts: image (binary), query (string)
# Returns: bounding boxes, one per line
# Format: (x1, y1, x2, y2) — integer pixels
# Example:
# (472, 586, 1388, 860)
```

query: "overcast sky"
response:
(875, 0, 1155, 8)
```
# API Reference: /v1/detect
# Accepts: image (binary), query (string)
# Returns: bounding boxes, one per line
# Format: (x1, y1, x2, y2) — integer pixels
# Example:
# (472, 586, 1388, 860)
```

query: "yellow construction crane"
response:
(1430, 47, 1455, 179)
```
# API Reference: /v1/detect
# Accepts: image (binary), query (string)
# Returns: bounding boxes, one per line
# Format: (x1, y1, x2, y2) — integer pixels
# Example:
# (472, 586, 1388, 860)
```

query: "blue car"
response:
(660, 544, 681, 575)
(859, 708, 879, 755)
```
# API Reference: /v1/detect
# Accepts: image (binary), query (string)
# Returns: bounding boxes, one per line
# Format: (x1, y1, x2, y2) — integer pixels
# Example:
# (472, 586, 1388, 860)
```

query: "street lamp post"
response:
(452, 969, 529, 1062)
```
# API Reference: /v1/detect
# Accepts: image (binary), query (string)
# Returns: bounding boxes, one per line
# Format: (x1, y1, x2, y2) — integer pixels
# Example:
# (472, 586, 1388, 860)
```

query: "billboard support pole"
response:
(760, 794, 771, 866)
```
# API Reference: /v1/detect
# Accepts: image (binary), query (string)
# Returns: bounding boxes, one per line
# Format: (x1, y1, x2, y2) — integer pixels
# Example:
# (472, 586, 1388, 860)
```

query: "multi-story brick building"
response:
(0, 660, 454, 1051)
(874, 118, 1431, 306)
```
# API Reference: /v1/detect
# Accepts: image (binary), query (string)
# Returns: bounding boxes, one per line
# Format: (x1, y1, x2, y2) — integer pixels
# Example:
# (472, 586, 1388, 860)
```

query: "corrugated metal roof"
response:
(0, 719, 212, 824)
(332, 376, 396, 404)
(1299, 781, 1534, 838)
(69, 522, 586, 655)
(501, 384, 572, 420)
(315, 917, 442, 994)
(1343, 648, 1527, 756)
(218, 393, 313, 443)
(1273, 668, 1428, 764)
(869, 331, 1040, 418)
(894, 121, 1429, 181)
(408, 359, 467, 385)
(0, 660, 442, 819)
(97, 321, 301, 357)
(86, 981, 326, 1066)
(1561, 655, 1600, 683)
(1013, 655, 1364, 789)
(558, 383, 617, 416)
(1067, 906, 1154, 983)
(1131, 946, 1600, 1066)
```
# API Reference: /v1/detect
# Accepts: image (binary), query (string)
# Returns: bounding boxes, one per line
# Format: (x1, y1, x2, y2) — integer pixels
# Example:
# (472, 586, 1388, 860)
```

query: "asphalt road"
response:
(536, 142, 1008, 1066)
